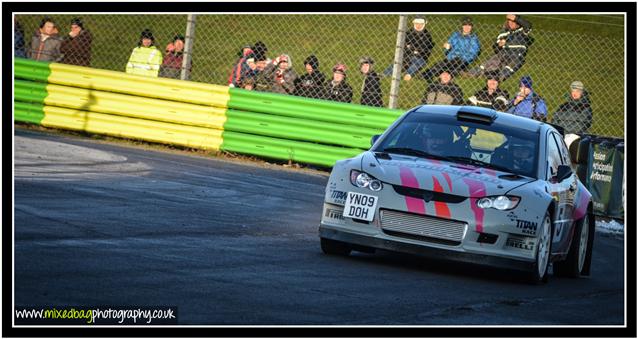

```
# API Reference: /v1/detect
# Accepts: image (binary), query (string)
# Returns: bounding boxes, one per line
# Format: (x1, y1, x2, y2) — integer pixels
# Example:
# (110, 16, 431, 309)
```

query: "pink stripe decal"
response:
(399, 167, 426, 215)
(442, 172, 453, 191)
(572, 185, 592, 220)
(463, 178, 487, 233)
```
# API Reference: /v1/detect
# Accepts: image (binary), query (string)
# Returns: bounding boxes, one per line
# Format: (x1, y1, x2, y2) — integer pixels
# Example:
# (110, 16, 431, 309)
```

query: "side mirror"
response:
(371, 134, 381, 147)
(555, 165, 573, 182)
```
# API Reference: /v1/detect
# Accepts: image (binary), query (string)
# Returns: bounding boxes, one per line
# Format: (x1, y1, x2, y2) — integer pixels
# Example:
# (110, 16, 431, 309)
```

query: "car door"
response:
(546, 131, 575, 254)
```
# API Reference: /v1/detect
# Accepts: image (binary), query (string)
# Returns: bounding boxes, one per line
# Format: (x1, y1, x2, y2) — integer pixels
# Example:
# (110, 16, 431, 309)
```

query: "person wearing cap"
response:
(269, 54, 298, 95)
(383, 16, 434, 81)
(125, 29, 163, 77)
(359, 56, 383, 107)
(506, 75, 548, 121)
(467, 14, 533, 81)
(552, 81, 593, 134)
(60, 17, 92, 66)
(228, 44, 254, 87)
(421, 16, 480, 83)
(422, 70, 464, 106)
(467, 71, 510, 111)
(293, 55, 326, 99)
(28, 17, 62, 62)
(326, 63, 353, 103)
(159, 34, 190, 79)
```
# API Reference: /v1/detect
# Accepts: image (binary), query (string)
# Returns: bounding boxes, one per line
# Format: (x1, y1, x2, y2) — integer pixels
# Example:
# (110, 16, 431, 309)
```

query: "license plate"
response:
(343, 192, 378, 222)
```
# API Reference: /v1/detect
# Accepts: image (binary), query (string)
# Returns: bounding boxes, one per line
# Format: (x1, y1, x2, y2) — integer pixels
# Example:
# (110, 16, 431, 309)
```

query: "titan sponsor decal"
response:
(506, 237, 536, 251)
(329, 190, 348, 204)
(515, 219, 538, 235)
(324, 208, 345, 222)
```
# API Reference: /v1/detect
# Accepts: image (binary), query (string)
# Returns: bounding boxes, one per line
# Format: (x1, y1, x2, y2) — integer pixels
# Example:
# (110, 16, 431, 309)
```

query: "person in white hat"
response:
(383, 16, 434, 81)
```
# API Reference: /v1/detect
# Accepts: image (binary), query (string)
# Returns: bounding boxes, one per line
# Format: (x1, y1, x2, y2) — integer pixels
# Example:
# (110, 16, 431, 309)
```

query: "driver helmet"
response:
(422, 124, 452, 153)
(510, 138, 535, 170)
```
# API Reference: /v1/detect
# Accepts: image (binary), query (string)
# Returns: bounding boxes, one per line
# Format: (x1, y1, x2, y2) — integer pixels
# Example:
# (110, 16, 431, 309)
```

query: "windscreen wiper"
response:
(382, 147, 451, 161)
(445, 156, 514, 174)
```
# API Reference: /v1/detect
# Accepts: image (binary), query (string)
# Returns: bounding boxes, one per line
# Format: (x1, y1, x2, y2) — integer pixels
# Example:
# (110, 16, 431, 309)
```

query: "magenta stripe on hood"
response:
(399, 167, 426, 215)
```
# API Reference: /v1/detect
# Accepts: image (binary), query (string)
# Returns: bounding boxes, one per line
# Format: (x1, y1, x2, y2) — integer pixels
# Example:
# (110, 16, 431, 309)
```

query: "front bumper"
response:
(319, 224, 535, 272)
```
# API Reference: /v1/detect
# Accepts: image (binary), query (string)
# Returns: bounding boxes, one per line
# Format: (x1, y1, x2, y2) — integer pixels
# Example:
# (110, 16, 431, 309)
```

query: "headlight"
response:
(476, 196, 520, 210)
(350, 170, 383, 192)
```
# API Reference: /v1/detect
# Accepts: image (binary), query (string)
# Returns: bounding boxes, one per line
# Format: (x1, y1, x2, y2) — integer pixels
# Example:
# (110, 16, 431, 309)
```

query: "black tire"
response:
(554, 212, 595, 277)
(320, 237, 352, 256)
(527, 211, 553, 284)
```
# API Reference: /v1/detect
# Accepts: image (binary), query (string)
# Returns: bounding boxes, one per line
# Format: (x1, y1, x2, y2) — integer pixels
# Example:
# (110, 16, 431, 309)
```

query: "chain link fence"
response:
(14, 14, 624, 137)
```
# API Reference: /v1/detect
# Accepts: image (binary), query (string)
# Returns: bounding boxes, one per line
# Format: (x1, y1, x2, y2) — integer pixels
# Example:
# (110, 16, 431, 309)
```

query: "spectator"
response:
(467, 14, 533, 80)
(238, 56, 259, 87)
(422, 70, 464, 105)
(467, 71, 510, 111)
(253, 52, 276, 92)
(421, 16, 480, 83)
(552, 81, 593, 134)
(253, 40, 269, 62)
(125, 29, 163, 77)
(326, 63, 353, 103)
(294, 54, 326, 99)
(15, 18, 26, 58)
(506, 75, 547, 121)
(159, 34, 187, 79)
(384, 16, 434, 81)
(359, 56, 383, 107)
(270, 54, 298, 95)
(60, 18, 92, 67)
(228, 44, 253, 87)
(27, 17, 62, 62)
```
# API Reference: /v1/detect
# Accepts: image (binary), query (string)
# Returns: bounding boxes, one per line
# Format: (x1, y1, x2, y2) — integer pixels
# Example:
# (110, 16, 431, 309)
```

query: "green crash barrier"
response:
(221, 131, 362, 167)
(14, 101, 45, 124)
(229, 88, 403, 130)
(225, 109, 383, 149)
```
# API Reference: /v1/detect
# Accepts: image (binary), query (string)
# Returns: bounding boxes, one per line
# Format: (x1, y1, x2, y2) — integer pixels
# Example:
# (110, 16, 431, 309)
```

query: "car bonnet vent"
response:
(456, 107, 497, 124)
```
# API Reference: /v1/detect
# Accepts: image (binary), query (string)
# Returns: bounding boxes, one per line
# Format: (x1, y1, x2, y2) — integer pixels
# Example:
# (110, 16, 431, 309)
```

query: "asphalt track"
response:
(13, 127, 625, 325)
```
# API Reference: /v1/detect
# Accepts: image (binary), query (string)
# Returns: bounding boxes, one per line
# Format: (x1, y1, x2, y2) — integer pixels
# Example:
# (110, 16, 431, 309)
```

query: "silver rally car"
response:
(319, 105, 594, 283)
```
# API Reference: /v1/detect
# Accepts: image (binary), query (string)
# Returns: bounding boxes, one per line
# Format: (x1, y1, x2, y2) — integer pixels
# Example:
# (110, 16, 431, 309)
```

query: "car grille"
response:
(392, 185, 466, 203)
(380, 209, 467, 245)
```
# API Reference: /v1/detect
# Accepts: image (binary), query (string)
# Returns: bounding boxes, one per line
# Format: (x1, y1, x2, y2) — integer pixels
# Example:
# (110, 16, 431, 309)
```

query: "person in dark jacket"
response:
(294, 54, 326, 99)
(359, 56, 383, 107)
(326, 63, 353, 103)
(159, 34, 189, 79)
(28, 17, 62, 62)
(467, 71, 510, 111)
(60, 18, 92, 67)
(384, 16, 434, 81)
(467, 14, 533, 81)
(422, 70, 464, 105)
(421, 16, 480, 83)
(15, 18, 27, 58)
(552, 81, 593, 134)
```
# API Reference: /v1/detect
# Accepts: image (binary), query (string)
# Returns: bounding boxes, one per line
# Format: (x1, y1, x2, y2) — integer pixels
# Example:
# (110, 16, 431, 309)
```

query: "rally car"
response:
(319, 105, 595, 283)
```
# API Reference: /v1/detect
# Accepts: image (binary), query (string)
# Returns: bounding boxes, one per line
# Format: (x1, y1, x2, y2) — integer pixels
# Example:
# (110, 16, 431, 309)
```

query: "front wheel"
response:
(320, 237, 352, 256)
(553, 213, 595, 277)
(527, 211, 553, 284)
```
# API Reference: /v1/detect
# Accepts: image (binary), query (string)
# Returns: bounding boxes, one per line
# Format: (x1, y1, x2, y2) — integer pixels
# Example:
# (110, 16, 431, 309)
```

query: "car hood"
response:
(360, 151, 535, 197)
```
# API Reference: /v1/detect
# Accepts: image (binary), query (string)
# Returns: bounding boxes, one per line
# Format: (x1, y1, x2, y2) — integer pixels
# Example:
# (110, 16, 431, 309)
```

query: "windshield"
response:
(373, 114, 539, 178)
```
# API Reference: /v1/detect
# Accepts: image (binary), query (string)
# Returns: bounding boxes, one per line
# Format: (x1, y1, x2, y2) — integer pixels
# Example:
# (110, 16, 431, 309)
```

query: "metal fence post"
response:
(388, 15, 407, 109)
(181, 14, 196, 81)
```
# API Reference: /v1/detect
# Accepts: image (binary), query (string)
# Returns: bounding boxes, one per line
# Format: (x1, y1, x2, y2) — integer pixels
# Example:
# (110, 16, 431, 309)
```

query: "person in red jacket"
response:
(159, 34, 188, 79)
(60, 18, 92, 67)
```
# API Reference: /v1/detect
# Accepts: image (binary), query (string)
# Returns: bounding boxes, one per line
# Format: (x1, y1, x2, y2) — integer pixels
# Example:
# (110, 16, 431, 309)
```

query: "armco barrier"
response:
(13, 58, 397, 167)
